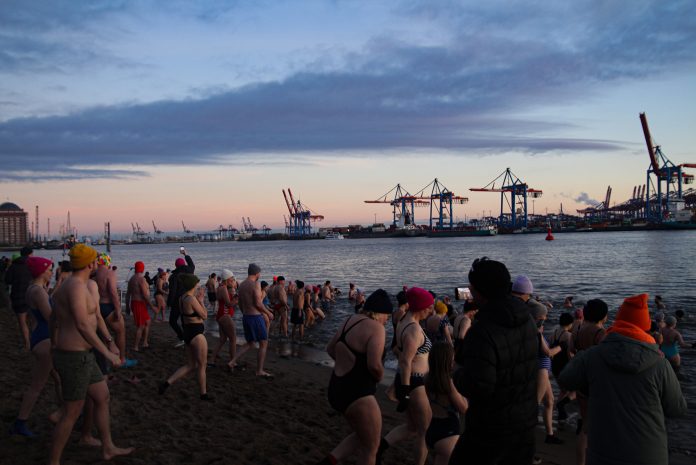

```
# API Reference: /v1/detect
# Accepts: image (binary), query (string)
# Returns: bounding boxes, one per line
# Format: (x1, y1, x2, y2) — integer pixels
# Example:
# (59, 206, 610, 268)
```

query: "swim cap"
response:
(27, 256, 52, 278)
(406, 287, 434, 313)
(175, 258, 186, 267)
(364, 289, 393, 314)
(134, 261, 145, 273)
(69, 244, 98, 270)
(97, 253, 111, 267)
(527, 299, 548, 320)
(511, 275, 534, 295)
(434, 300, 448, 315)
(221, 269, 234, 280)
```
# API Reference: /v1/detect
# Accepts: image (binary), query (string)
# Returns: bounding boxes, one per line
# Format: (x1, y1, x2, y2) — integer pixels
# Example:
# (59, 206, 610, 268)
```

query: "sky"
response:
(1, 0, 695, 236)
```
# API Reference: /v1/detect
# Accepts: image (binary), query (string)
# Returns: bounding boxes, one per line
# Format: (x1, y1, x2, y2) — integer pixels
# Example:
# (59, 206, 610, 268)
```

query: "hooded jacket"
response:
(453, 295, 539, 436)
(4, 256, 32, 310)
(559, 333, 686, 465)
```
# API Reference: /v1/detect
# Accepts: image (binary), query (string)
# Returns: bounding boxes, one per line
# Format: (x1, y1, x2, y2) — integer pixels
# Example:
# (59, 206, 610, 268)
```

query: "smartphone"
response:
(455, 287, 472, 301)
(180, 246, 185, 252)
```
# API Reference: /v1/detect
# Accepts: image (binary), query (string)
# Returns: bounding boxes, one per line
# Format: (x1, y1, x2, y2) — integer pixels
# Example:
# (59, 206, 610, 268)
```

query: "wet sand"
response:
(0, 306, 693, 465)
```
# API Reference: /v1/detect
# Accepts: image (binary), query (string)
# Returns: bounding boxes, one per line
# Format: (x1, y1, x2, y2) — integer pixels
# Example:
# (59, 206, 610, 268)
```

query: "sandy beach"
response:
(1, 305, 693, 465)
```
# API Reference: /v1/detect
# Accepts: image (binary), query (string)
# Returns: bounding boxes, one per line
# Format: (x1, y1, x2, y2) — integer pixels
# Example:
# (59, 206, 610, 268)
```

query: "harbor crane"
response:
(413, 178, 468, 230)
(364, 184, 429, 228)
(640, 112, 695, 222)
(577, 186, 612, 220)
(152, 220, 163, 236)
(182, 221, 192, 234)
(282, 188, 324, 238)
(130, 222, 148, 240)
(469, 168, 542, 230)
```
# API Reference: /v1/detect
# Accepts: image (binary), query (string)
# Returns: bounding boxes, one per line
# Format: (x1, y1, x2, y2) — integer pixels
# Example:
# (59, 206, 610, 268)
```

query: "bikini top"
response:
(398, 322, 432, 355)
(180, 295, 202, 319)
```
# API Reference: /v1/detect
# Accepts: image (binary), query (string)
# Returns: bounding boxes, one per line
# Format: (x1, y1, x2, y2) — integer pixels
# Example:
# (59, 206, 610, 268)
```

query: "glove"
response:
(396, 383, 413, 412)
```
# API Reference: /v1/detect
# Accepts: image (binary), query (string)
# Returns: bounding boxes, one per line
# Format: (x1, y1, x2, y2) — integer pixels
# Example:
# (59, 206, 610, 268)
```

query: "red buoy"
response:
(545, 227, 554, 241)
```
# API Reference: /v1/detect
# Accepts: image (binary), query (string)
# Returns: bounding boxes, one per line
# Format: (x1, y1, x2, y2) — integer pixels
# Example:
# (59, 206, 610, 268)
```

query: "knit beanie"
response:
(406, 287, 434, 313)
(175, 258, 186, 267)
(607, 293, 655, 344)
(364, 289, 393, 314)
(221, 269, 234, 280)
(27, 256, 52, 278)
(512, 275, 534, 295)
(69, 244, 97, 270)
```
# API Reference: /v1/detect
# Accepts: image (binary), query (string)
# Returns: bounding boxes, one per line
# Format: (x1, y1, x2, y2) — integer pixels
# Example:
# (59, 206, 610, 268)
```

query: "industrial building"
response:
(0, 202, 29, 245)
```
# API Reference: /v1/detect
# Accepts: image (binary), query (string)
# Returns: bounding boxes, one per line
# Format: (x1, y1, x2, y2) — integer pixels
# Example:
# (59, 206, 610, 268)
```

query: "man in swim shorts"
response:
(95, 253, 132, 366)
(321, 280, 334, 313)
(49, 244, 133, 464)
(291, 280, 305, 341)
(126, 261, 152, 352)
(228, 263, 275, 377)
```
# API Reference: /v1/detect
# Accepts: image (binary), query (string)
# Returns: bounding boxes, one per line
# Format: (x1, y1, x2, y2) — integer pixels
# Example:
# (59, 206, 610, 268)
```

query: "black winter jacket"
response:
(4, 256, 32, 310)
(166, 255, 195, 311)
(453, 295, 539, 436)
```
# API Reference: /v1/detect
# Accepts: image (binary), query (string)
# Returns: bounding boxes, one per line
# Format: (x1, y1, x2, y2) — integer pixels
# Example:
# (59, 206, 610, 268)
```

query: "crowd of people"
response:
(1, 246, 694, 465)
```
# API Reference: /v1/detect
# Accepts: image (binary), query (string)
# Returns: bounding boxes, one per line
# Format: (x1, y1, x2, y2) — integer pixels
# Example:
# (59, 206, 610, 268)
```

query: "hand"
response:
(109, 353, 122, 367)
(108, 340, 120, 357)
(268, 312, 275, 321)
(180, 248, 186, 255)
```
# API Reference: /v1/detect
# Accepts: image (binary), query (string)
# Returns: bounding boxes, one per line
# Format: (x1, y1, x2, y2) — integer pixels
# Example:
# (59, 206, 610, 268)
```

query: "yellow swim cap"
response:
(434, 300, 448, 315)
(69, 244, 98, 270)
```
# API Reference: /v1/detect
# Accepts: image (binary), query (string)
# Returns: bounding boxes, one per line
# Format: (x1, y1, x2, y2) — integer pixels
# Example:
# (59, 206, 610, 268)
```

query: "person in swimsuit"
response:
(49, 244, 131, 465)
(321, 280, 334, 314)
(205, 273, 217, 310)
(386, 290, 409, 402)
(424, 342, 468, 465)
(269, 276, 289, 337)
(451, 300, 477, 352)
(159, 273, 213, 401)
(95, 253, 132, 367)
(348, 283, 356, 301)
(227, 263, 275, 377)
(550, 312, 574, 421)
(661, 316, 692, 380)
(261, 280, 273, 329)
(208, 269, 238, 367)
(153, 269, 168, 322)
(424, 301, 452, 345)
(316, 289, 393, 465)
(529, 299, 563, 445)
(569, 298, 608, 465)
(304, 286, 316, 328)
(291, 280, 306, 342)
(126, 261, 153, 352)
(10, 256, 58, 437)
(379, 287, 434, 465)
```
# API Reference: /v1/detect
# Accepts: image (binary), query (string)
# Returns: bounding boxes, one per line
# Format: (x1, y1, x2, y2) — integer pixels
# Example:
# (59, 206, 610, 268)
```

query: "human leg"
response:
(433, 436, 459, 465)
(48, 400, 85, 465)
(142, 320, 151, 348)
(331, 396, 381, 465)
(191, 335, 208, 395)
(166, 347, 195, 386)
(107, 313, 127, 363)
(86, 380, 134, 460)
(169, 306, 184, 341)
(16, 311, 30, 350)
(16, 341, 52, 420)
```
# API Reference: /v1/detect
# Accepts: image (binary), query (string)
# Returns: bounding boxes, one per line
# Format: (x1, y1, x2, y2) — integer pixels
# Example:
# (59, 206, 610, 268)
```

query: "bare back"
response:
(53, 275, 100, 351)
(95, 265, 118, 304)
(127, 274, 149, 302)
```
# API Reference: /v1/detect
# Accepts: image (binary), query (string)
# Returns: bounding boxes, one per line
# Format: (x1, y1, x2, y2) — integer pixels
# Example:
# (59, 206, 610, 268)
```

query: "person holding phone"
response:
(167, 247, 195, 348)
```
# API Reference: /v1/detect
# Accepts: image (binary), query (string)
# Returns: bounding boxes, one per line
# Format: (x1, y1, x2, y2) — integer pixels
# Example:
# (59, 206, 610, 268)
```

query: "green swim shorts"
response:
(53, 350, 104, 401)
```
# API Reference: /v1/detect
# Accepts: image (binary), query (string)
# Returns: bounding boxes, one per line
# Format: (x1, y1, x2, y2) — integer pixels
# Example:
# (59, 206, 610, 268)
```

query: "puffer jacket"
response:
(167, 255, 195, 311)
(453, 295, 539, 436)
(559, 333, 686, 465)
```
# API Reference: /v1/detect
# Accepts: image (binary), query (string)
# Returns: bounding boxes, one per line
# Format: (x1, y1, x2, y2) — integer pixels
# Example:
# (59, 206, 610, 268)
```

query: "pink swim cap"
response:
(175, 258, 186, 267)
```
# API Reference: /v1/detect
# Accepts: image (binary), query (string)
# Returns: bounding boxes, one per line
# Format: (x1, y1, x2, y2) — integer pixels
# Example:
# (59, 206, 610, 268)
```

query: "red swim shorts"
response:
(131, 300, 150, 327)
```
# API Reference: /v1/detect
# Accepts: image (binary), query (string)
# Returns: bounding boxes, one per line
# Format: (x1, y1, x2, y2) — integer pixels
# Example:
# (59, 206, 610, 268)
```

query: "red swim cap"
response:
(175, 258, 186, 267)
(134, 261, 145, 273)
(406, 287, 434, 312)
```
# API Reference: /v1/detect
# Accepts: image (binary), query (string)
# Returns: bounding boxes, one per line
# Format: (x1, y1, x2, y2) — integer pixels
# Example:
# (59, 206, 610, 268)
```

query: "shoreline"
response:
(1, 307, 694, 464)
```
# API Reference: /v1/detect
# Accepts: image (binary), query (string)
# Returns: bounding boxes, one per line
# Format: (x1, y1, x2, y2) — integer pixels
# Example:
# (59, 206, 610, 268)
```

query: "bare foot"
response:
(256, 371, 273, 378)
(79, 436, 102, 447)
(103, 446, 135, 460)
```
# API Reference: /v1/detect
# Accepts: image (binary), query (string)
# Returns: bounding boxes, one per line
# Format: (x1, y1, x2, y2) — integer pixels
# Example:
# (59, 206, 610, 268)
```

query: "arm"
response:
(444, 320, 453, 346)
(125, 282, 131, 314)
(255, 283, 273, 320)
(398, 329, 418, 385)
(659, 359, 687, 418)
(448, 380, 469, 414)
(190, 294, 208, 320)
(108, 273, 122, 319)
(539, 333, 561, 357)
(140, 279, 153, 309)
(184, 254, 195, 273)
(326, 321, 343, 360)
(366, 324, 386, 381)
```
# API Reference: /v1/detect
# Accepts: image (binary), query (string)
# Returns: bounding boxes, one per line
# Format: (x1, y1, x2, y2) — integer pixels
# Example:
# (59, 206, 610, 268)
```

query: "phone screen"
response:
(180, 246, 185, 252)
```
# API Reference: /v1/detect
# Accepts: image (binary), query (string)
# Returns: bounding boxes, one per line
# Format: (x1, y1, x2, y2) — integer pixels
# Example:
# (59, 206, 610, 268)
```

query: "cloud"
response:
(0, 0, 694, 181)
(0, 167, 148, 182)
(574, 192, 601, 206)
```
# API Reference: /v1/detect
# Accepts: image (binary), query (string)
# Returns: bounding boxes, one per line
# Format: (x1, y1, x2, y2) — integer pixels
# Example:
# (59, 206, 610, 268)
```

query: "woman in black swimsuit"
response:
(424, 342, 468, 465)
(380, 287, 435, 465)
(317, 289, 393, 465)
(158, 274, 212, 401)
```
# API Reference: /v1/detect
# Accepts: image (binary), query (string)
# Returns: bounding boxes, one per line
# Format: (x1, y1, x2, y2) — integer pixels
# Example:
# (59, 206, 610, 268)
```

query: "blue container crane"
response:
(413, 178, 468, 230)
(470, 168, 542, 230)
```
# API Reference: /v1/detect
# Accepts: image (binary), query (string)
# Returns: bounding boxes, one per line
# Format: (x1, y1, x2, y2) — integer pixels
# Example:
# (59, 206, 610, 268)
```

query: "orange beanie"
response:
(615, 294, 650, 330)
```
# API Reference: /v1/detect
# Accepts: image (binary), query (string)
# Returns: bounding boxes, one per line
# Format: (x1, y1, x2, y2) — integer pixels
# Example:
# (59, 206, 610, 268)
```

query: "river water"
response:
(43, 230, 696, 454)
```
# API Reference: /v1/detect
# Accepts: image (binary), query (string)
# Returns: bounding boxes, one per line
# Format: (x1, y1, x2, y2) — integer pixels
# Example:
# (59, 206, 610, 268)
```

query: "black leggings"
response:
(169, 306, 183, 340)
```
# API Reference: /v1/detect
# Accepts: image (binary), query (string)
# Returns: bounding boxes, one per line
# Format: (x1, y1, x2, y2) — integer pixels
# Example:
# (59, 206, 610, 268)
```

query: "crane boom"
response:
(640, 112, 662, 175)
